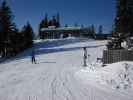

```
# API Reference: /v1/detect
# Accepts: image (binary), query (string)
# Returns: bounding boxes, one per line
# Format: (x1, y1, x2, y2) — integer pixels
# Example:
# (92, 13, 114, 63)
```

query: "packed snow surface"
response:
(0, 38, 133, 100)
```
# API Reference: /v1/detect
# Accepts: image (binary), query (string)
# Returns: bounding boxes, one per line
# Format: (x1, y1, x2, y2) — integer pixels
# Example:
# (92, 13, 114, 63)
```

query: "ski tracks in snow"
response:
(0, 40, 133, 100)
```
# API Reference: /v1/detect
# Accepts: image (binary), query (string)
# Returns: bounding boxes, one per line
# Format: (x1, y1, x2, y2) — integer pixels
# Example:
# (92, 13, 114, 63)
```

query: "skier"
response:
(83, 47, 87, 67)
(31, 49, 36, 64)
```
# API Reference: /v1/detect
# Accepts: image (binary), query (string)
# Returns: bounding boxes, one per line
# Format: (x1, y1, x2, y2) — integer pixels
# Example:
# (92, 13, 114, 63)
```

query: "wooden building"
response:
(40, 27, 90, 39)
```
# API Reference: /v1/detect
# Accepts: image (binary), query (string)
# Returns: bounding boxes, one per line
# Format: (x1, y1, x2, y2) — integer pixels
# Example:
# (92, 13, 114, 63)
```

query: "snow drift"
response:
(102, 62, 133, 90)
(76, 62, 133, 90)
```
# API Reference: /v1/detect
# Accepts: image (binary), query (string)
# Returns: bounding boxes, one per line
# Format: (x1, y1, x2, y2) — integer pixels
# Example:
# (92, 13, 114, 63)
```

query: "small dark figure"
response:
(83, 47, 87, 67)
(31, 49, 36, 64)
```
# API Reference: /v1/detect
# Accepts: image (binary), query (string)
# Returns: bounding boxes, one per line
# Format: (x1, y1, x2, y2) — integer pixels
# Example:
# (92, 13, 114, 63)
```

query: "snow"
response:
(0, 38, 133, 100)
(77, 62, 133, 90)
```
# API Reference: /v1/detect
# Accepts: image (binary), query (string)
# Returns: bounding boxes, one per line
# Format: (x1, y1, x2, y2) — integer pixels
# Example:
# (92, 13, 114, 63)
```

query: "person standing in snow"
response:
(83, 47, 87, 67)
(31, 49, 36, 64)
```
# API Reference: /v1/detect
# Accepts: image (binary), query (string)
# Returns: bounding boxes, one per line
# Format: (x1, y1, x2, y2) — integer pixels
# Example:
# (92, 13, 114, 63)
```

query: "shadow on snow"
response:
(0, 38, 104, 64)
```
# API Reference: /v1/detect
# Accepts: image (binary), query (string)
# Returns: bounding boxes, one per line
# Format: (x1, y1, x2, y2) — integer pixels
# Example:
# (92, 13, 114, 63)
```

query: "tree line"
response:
(0, 1, 34, 58)
(86, 25, 103, 38)
(39, 13, 60, 39)
(0, 1, 104, 59)
(38, 13, 104, 39)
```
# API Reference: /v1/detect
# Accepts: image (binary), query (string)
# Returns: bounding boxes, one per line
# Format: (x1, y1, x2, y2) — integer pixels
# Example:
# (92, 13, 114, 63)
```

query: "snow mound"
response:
(76, 62, 133, 90)
(101, 62, 133, 90)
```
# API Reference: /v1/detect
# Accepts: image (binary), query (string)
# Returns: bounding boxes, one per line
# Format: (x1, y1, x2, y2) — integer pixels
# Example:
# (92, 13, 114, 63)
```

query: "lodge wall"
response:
(40, 28, 90, 39)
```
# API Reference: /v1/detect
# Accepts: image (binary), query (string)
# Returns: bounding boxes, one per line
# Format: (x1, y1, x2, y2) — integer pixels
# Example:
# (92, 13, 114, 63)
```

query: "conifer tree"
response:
(39, 13, 49, 39)
(56, 13, 60, 27)
(0, 1, 17, 57)
(115, 0, 133, 36)
(44, 13, 49, 28)
(21, 22, 34, 48)
(39, 19, 44, 39)
(51, 15, 57, 27)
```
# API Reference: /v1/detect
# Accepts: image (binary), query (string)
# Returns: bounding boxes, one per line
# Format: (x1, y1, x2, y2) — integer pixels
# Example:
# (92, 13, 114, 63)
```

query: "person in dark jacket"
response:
(31, 49, 36, 64)
(83, 47, 87, 67)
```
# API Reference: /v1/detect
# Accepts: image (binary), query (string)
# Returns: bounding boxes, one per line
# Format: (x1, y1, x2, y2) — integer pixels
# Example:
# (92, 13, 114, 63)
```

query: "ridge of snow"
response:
(76, 61, 133, 91)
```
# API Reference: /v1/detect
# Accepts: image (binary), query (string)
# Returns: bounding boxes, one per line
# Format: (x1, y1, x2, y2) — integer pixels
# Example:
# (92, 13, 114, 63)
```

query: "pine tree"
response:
(0, 1, 17, 57)
(21, 22, 34, 48)
(51, 15, 57, 27)
(43, 13, 49, 28)
(0, 8, 3, 56)
(39, 13, 49, 39)
(115, 0, 133, 36)
(39, 13, 49, 28)
(56, 13, 60, 28)
(48, 20, 52, 26)
(9, 28, 22, 55)
(39, 19, 44, 39)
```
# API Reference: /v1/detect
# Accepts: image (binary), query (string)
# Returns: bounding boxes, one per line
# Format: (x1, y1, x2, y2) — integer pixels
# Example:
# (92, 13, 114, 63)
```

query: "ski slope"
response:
(0, 38, 133, 100)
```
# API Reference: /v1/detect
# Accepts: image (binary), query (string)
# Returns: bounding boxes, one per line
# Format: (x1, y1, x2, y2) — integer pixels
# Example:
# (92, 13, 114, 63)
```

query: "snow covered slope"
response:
(0, 38, 133, 100)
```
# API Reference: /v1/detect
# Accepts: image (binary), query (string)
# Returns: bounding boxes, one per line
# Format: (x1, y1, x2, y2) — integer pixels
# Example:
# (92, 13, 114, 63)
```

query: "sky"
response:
(7, 0, 116, 33)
